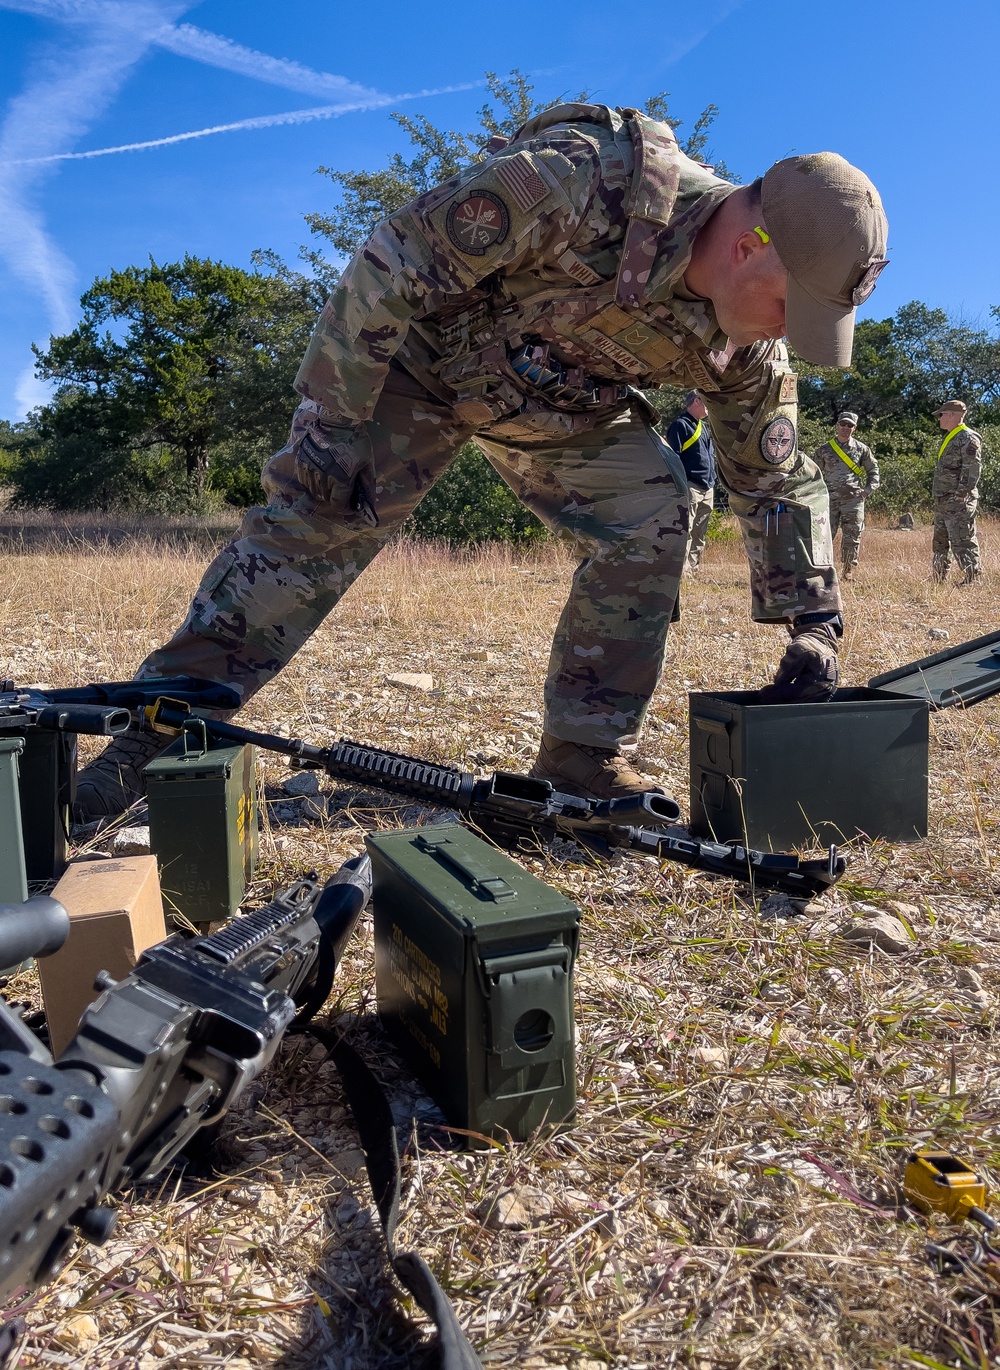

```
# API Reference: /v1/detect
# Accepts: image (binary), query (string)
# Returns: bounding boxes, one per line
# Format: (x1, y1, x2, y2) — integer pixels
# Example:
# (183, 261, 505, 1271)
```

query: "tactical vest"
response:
(400, 104, 736, 435)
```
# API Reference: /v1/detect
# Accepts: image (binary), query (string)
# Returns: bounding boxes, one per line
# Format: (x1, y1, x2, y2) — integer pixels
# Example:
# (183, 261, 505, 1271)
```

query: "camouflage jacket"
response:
(933, 426, 982, 500)
(295, 103, 839, 622)
(813, 437, 879, 500)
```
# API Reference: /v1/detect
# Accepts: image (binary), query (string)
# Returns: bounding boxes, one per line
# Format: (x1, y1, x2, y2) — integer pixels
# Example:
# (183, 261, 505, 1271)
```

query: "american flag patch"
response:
(495, 153, 549, 213)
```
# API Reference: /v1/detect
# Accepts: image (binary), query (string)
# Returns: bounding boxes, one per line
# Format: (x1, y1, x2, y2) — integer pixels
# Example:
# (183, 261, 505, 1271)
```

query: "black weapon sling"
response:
(294, 952, 484, 1370)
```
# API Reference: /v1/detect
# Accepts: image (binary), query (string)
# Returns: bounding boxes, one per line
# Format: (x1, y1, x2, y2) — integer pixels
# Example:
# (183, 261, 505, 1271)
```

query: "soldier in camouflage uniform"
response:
(75, 104, 889, 817)
(932, 398, 982, 584)
(812, 411, 880, 577)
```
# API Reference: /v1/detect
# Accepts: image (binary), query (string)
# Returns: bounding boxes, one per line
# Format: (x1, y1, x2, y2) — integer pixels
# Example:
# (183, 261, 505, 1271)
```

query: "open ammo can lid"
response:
(868, 629, 1000, 709)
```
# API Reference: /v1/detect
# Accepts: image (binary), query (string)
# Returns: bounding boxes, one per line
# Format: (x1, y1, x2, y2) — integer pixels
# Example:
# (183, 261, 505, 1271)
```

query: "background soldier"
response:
(932, 398, 982, 584)
(667, 391, 717, 575)
(72, 104, 888, 818)
(812, 411, 879, 578)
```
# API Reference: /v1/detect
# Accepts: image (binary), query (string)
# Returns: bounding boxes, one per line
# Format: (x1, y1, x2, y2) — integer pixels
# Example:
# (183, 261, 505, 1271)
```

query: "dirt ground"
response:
(1, 516, 998, 1370)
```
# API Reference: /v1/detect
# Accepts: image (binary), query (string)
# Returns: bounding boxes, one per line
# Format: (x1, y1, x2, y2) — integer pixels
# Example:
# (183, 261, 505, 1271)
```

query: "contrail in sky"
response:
(0, 0, 467, 416)
(4, 83, 480, 166)
(153, 22, 383, 103)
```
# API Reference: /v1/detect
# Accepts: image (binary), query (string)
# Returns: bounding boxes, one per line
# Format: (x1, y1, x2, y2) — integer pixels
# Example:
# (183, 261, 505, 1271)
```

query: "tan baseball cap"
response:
(933, 398, 967, 416)
(762, 152, 889, 367)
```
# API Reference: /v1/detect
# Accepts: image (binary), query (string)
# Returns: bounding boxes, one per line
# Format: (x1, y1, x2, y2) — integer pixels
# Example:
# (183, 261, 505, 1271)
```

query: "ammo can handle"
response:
(415, 834, 516, 901)
(692, 715, 730, 736)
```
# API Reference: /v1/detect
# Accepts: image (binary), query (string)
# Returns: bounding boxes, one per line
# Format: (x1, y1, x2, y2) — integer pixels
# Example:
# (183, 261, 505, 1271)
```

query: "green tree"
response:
(792, 303, 1000, 516)
(12, 255, 324, 511)
(795, 303, 1000, 428)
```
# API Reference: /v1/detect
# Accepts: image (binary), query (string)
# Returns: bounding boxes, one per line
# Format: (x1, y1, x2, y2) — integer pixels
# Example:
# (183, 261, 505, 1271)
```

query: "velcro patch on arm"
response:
(495, 152, 550, 213)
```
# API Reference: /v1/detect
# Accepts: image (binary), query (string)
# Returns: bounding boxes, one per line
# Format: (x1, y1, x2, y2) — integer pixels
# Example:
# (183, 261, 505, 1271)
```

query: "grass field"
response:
(1, 515, 999, 1369)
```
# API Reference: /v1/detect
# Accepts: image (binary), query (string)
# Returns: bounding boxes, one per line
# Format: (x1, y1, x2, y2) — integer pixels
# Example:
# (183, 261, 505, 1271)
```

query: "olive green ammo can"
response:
(145, 730, 258, 927)
(16, 731, 76, 881)
(0, 738, 28, 906)
(367, 824, 580, 1146)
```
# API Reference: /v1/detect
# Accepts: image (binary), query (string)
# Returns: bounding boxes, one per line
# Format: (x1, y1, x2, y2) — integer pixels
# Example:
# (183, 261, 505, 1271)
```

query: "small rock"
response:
(838, 906, 914, 955)
(518, 709, 542, 721)
(476, 1185, 553, 1230)
(745, 1217, 779, 1248)
(883, 900, 920, 926)
(59, 1314, 100, 1350)
(465, 649, 496, 662)
(301, 795, 328, 822)
(956, 966, 984, 991)
(927, 628, 950, 641)
(955, 966, 991, 1011)
(334, 1194, 360, 1225)
(964, 989, 992, 1013)
(594, 1208, 622, 1237)
(758, 980, 792, 1005)
(386, 672, 434, 691)
(111, 825, 150, 856)
(690, 1046, 728, 1070)
(759, 892, 807, 920)
(283, 770, 320, 797)
(821, 967, 850, 993)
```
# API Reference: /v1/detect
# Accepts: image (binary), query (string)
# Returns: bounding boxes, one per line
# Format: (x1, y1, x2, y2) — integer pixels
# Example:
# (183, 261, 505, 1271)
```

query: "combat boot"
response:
(529, 733, 665, 801)
(73, 729, 173, 822)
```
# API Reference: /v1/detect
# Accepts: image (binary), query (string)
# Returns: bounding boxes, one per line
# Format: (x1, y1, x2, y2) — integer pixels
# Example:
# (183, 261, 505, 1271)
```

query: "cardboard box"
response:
(40, 856, 166, 1055)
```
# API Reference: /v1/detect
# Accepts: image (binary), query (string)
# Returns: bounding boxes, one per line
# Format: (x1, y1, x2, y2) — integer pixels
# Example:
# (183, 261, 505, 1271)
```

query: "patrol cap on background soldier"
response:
(72, 105, 889, 819)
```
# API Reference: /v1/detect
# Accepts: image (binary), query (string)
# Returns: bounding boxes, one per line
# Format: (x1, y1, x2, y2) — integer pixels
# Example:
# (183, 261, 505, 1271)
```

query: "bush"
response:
(404, 444, 547, 545)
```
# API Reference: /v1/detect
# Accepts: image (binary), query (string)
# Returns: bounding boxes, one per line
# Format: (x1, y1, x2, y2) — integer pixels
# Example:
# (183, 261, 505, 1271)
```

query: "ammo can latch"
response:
(415, 832, 516, 901)
(479, 946, 572, 1069)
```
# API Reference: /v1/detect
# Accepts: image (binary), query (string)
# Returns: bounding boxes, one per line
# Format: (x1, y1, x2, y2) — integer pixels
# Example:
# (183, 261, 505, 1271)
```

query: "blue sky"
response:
(1, 0, 998, 421)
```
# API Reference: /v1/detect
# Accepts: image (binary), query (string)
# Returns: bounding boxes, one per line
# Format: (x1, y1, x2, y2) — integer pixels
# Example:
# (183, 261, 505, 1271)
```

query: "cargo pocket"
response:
(187, 548, 245, 646)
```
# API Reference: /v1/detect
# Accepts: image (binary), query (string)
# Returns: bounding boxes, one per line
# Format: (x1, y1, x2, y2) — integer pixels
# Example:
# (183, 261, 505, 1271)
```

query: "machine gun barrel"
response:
(0, 896, 70, 970)
(154, 712, 844, 897)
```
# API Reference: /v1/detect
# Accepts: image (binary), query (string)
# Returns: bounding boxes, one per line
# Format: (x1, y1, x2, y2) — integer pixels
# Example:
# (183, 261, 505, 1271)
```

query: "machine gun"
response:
(0, 677, 243, 882)
(0, 857, 370, 1305)
(0, 676, 240, 738)
(145, 703, 845, 897)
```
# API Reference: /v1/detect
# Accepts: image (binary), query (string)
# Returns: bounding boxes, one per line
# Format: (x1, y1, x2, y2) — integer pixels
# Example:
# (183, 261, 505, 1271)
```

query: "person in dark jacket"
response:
(668, 391, 717, 573)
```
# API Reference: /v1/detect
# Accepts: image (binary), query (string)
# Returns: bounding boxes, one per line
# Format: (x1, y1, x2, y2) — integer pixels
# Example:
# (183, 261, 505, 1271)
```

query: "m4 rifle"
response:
(145, 703, 845, 898)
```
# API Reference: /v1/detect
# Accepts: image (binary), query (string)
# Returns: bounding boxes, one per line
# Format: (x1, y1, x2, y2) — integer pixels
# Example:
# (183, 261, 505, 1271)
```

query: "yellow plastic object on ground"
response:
(904, 1151, 989, 1224)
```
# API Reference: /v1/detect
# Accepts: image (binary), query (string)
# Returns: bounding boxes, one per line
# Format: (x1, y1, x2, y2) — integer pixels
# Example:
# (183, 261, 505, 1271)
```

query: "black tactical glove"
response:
(294, 413, 378, 524)
(759, 613, 842, 704)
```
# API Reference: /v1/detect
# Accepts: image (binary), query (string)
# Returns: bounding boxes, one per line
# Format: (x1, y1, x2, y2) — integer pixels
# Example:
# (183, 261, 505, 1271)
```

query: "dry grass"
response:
(2, 516, 1000, 1369)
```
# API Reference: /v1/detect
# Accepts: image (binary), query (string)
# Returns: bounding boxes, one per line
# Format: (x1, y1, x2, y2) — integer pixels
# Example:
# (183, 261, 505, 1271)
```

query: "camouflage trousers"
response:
(932, 492, 981, 581)
(140, 362, 690, 748)
(684, 486, 714, 574)
(827, 491, 865, 571)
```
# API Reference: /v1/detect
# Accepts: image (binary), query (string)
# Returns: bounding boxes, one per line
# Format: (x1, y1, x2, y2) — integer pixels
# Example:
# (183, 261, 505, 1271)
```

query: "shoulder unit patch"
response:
(760, 416, 796, 466)
(446, 191, 510, 256)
